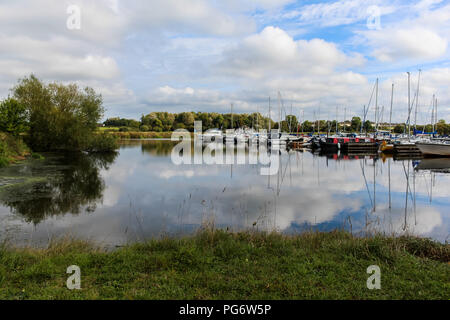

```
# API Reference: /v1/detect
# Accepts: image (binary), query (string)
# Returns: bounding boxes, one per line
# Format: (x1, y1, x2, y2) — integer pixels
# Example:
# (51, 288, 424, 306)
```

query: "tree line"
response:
(104, 113, 450, 135)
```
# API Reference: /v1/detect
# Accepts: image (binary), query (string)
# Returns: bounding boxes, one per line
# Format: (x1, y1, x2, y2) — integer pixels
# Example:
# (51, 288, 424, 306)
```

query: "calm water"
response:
(0, 139, 449, 247)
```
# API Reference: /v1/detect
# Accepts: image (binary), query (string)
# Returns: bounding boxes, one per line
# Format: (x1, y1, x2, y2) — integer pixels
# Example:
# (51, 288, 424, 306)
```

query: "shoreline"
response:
(1, 230, 448, 300)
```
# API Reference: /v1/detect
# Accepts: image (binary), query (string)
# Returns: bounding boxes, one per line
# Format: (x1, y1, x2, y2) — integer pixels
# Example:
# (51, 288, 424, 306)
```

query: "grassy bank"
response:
(103, 131, 174, 139)
(0, 133, 31, 167)
(0, 230, 448, 300)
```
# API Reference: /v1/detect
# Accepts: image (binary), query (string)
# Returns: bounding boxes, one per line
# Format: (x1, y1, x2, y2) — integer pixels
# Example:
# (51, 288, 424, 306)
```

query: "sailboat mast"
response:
(318, 106, 320, 134)
(301, 109, 305, 134)
(256, 105, 259, 130)
(362, 105, 366, 135)
(343, 107, 346, 133)
(414, 69, 421, 132)
(407, 72, 411, 139)
(230, 103, 233, 129)
(435, 97, 438, 136)
(268, 97, 271, 132)
(431, 94, 435, 135)
(290, 103, 293, 133)
(389, 83, 394, 135)
(375, 78, 378, 131)
(335, 106, 338, 133)
(277, 92, 281, 132)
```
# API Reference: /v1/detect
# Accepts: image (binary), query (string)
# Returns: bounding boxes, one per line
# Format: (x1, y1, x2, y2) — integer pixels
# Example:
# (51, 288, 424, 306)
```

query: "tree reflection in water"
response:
(0, 151, 117, 224)
(140, 140, 177, 156)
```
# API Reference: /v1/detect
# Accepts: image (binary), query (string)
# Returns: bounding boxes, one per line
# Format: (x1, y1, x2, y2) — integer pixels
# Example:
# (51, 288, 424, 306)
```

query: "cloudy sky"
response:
(0, 0, 449, 122)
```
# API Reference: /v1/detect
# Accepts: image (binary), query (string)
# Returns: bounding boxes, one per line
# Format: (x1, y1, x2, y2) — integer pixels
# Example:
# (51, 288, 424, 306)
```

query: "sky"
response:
(0, 0, 449, 123)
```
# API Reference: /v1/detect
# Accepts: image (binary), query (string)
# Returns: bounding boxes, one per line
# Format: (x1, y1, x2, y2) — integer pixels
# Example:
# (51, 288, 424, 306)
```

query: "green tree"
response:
(301, 120, 313, 132)
(284, 115, 298, 132)
(363, 120, 373, 132)
(12, 75, 109, 151)
(351, 117, 362, 132)
(436, 120, 448, 135)
(0, 98, 28, 136)
(394, 124, 404, 134)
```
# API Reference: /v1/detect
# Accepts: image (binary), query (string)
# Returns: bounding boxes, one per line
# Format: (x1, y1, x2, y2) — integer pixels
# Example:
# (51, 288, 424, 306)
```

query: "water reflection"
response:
(0, 140, 449, 246)
(0, 152, 117, 224)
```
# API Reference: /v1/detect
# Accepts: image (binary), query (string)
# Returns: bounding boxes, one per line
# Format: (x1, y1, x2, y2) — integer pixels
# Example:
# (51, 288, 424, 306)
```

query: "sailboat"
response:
(201, 128, 223, 143)
(415, 96, 450, 156)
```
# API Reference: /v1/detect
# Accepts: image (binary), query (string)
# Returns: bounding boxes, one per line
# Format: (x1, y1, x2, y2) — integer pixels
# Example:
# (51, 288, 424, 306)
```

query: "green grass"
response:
(0, 230, 448, 300)
(105, 131, 175, 139)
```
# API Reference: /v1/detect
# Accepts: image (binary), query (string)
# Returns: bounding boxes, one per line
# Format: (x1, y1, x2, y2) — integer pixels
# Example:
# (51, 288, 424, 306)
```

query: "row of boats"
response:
(198, 128, 303, 146)
(308, 133, 450, 157)
(198, 128, 450, 157)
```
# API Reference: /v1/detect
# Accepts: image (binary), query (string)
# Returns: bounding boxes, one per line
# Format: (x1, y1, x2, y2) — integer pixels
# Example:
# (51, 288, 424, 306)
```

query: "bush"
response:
(119, 127, 130, 132)
(85, 134, 118, 152)
(140, 125, 150, 132)
(0, 133, 30, 166)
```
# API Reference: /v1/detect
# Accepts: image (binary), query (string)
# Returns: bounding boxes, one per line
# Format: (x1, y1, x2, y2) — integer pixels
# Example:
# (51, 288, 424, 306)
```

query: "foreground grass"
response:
(0, 230, 448, 300)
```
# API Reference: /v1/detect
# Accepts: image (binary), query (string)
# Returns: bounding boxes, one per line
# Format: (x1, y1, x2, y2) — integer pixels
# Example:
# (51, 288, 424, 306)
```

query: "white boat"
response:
(269, 131, 287, 146)
(416, 141, 450, 157)
(200, 128, 223, 143)
(234, 129, 249, 144)
(224, 129, 236, 144)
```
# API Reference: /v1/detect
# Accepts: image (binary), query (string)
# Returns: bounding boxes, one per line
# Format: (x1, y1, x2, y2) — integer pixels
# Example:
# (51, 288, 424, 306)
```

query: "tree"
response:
(363, 120, 373, 132)
(436, 119, 448, 135)
(284, 115, 298, 132)
(0, 98, 28, 136)
(301, 120, 313, 132)
(351, 117, 362, 132)
(393, 124, 404, 134)
(12, 75, 109, 151)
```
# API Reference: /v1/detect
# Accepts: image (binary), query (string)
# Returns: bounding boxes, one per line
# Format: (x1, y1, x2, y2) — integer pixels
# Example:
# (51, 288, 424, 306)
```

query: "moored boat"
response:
(416, 141, 450, 157)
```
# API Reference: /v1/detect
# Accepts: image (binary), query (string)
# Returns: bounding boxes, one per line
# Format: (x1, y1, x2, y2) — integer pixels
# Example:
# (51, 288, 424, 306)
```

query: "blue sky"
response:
(0, 0, 449, 123)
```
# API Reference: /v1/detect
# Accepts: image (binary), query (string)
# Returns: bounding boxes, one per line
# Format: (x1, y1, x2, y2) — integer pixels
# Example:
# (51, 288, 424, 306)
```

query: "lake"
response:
(0, 139, 449, 247)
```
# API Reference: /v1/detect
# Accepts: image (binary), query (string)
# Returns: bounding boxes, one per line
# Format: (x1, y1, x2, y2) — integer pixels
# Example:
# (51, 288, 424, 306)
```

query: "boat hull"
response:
(416, 143, 450, 157)
(415, 158, 450, 171)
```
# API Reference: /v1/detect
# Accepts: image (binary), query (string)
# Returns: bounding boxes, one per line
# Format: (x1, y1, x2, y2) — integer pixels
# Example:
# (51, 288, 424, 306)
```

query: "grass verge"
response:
(0, 230, 448, 300)
(104, 131, 174, 139)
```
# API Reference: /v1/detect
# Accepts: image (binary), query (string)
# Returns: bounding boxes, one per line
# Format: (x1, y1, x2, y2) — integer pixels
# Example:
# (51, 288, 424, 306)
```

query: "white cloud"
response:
(356, 1, 450, 63)
(217, 26, 365, 79)
(0, 0, 449, 122)
(367, 27, 447, 62)
(294, 0, 397, 27)
(124, 0, 255, 36)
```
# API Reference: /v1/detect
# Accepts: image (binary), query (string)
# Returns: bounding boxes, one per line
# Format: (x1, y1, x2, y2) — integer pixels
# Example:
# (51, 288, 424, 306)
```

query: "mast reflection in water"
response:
(0, 140, 448, 247)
